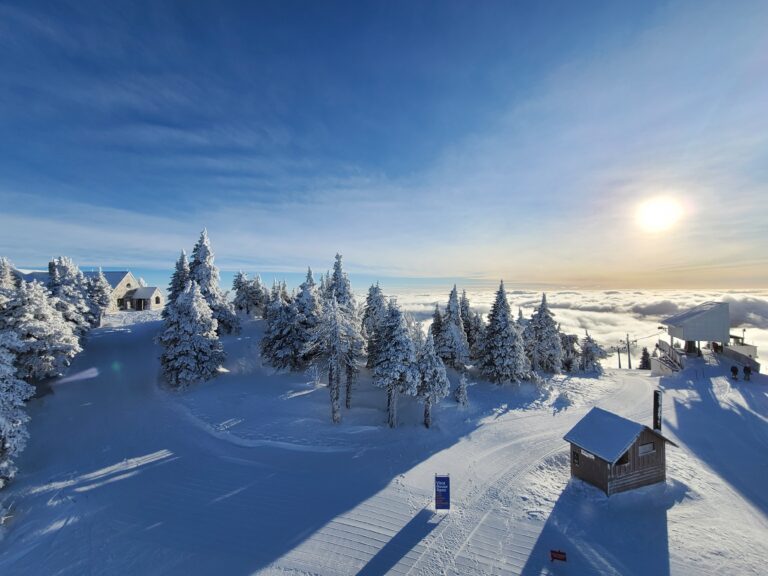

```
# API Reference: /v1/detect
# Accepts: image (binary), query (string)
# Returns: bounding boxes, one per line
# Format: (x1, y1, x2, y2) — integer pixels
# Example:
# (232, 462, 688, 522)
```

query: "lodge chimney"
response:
(653, 390, 662, 432)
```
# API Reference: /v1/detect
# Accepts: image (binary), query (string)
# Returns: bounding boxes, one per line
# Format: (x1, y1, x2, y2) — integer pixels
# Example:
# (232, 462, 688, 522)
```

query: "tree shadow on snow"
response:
(520, 478, 687, 576)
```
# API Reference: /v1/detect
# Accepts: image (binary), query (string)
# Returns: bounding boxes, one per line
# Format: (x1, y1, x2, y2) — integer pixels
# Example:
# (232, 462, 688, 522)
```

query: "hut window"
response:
(126, 283, 132, 288)
(155, 296, 161, 304)
(617, 451, 629, 465)
(639, 442, 656, 456)
(573, 450, 580, 466)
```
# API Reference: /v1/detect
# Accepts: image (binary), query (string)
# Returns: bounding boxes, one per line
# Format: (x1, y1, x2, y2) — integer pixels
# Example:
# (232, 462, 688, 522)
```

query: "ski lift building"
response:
(660, 301, 730, 349)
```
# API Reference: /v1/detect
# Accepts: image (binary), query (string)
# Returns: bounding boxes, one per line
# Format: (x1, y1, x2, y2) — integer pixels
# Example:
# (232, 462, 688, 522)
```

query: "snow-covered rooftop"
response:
(126, 287, 160, 299)
(82, 270, 131, 289)
(661, 301, 727, 327)
(564, 407, 646, 464)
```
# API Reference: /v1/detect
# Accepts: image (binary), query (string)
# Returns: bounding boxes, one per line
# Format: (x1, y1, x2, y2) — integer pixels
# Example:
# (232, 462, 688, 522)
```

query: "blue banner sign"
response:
(435, 475, 450, 510)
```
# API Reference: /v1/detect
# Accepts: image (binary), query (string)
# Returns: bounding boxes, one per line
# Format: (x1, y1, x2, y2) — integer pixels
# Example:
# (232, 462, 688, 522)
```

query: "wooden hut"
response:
(564, 407, 677, 496)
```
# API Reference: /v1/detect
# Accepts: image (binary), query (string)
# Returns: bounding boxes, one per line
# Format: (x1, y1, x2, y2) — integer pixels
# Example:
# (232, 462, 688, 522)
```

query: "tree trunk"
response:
(345, 362, 354, 410)
(329, 362, 340, 424)
(424, 398, 432, 429)
(387, 386, 397, 428)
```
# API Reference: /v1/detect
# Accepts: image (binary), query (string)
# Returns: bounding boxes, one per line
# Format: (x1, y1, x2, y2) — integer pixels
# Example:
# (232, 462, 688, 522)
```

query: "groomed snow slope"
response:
(0, 317, 766, 575)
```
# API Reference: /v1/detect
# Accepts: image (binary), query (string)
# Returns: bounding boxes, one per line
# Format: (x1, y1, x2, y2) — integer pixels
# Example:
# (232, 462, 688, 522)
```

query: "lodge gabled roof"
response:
(661, 301, 727, 328)
(564, 407, 677, 464)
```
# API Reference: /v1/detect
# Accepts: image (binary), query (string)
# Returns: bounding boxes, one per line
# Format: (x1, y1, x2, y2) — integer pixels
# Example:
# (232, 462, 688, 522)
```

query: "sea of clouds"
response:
(383, 287, 768, 369)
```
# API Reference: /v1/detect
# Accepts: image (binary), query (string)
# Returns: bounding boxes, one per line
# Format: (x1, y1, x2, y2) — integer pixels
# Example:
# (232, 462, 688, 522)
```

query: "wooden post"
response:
(627, 333, 632, 369)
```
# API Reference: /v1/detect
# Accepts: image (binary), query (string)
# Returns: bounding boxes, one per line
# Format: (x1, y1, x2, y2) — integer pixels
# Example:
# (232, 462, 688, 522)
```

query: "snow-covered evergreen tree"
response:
(0, 330, 35, 487)
(373, 299, 418, 428)
(304, 296, 364, 421)
(579, 330, 608, 373)
(0, 257, 16, 294)
(523, 294, 563, 374)
(164, 250, 191, 320)
(248, 275, 270, 317)
(0, 281, 81, 381)
(295, 268, 323, 364)
(189, 229, 239, 335)
(329, 253, 355, 311)
(158, 281, 225, 389)
(439, 285, 469, 370)
(260, 289, 304, 372)
(480, 281, 529, 384)
(86, 268, 113, 327)
(232, 271, 251, 315)
(361, 283, 388, 368)
(639, 346, 652, 370)
(454, 374, 469, 408)
(459, 290, 482, 356)
(430, 304, 444, 355)
(560, 333, 579, 373)
(416, 332, 450, 428)
(47, 257, 91, 336)
(468, 311, 485, 360)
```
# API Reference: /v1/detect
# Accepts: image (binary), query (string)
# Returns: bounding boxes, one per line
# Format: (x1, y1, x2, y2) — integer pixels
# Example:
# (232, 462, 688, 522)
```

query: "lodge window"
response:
(126, 283, 132, 288)
(573, 450, 580, 466)
(155, 296, 161, 304)
(617, 451, 629, 465)
(639, 442, 656, 456)
(117, 298, 124, 306)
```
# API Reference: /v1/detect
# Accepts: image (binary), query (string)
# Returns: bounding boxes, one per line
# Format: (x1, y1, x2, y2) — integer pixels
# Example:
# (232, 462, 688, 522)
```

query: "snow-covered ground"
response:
(0, 316, 766, 575)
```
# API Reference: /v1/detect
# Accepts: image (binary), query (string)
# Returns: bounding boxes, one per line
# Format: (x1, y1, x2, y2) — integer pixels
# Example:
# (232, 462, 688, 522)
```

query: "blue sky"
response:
(1, 0, 766, 289)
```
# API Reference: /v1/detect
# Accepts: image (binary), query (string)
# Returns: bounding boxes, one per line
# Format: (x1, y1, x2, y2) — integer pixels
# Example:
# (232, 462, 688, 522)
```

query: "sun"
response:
(635, 196, 683, 233)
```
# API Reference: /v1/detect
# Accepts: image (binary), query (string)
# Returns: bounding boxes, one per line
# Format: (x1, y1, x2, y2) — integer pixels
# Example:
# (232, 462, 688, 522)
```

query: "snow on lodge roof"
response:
(564, 407, 655, 464)
(125, 287, 159, 299)
(82, 270, 131, 289)
(660, 301, 727, 328)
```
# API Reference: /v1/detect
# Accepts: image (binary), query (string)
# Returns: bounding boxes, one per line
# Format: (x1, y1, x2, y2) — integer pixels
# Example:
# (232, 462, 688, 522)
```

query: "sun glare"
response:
(635, 196, 683, 233)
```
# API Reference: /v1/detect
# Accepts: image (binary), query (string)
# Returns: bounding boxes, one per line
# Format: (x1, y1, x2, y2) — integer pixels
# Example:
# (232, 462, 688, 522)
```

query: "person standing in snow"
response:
(730, 365, 738, 380)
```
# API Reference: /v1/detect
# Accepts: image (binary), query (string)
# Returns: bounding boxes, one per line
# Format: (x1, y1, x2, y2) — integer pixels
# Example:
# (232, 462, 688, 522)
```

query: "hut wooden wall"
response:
(608, 429, 666, 495)
(570, 445, 609, 493)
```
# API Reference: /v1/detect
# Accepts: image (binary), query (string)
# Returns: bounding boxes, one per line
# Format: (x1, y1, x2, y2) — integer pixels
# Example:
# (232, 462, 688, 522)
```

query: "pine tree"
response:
(373, 299, 418, 428)
(329, 253, 355, 310)
(0, 257, 16, 294)
(0, 282, 81, 381)
(469, 311, 485, 360)
(164, 250, 191, 319)
(560, 333, 579, 373)
(523, 294, 563, 374)
(459, 289, 481, 355)
(361, 283, 388, 368)
(248, 275, 270, 317)
(87, 268, 113, 327)
(232, 271, 251, 314)
(158, 281, 225, 389)
(454, 374, 469, 408)
(430, 304, 444, 356)
(189, 229, 239, 334)
(0, 330, 35, 487)
(579, 330, 608, 373)
(416, 332, 450, 428)
(480, 281, 530, 384)
(439, 285, 469, 370)
(639, 346, 652, 370)
(260, 290, 304, 372)
(47, 257, 91, 337)
(295, 268, 322, 364)
(304, 297, 364, 422)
